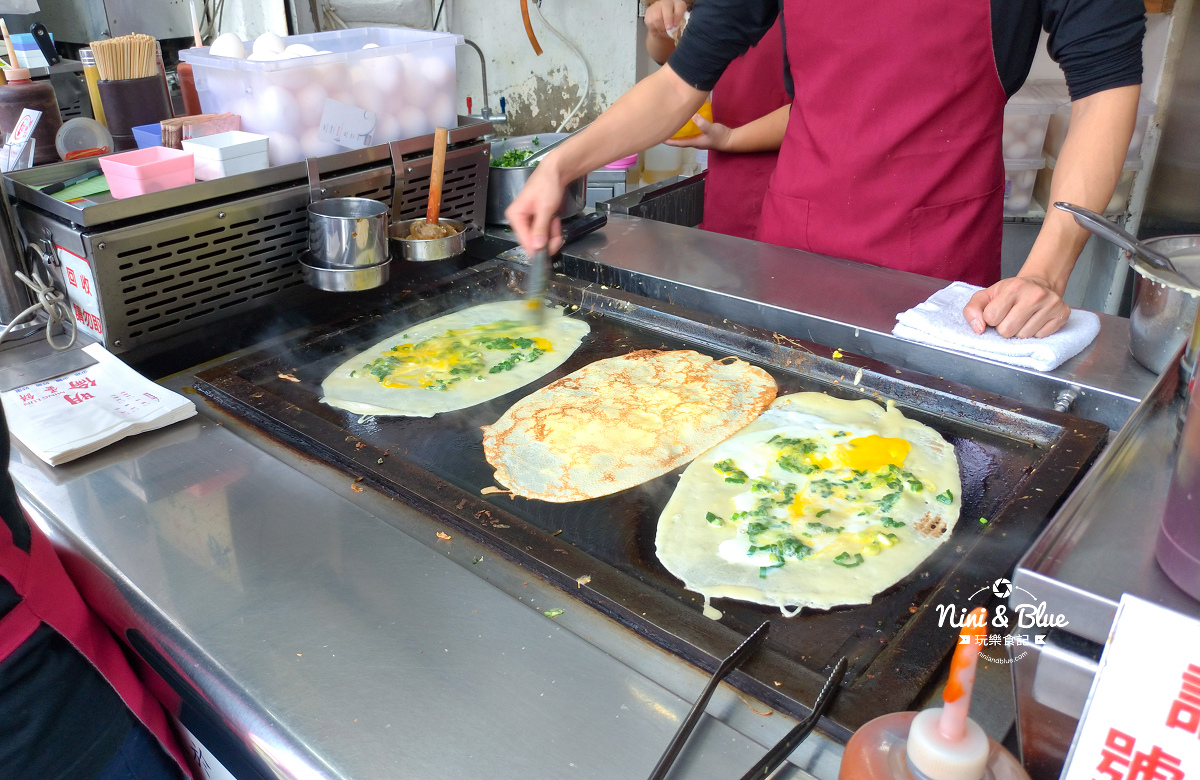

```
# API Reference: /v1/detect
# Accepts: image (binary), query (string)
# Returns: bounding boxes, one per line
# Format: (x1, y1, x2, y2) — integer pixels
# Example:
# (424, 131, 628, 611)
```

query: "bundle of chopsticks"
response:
(89, 34, 158, 81)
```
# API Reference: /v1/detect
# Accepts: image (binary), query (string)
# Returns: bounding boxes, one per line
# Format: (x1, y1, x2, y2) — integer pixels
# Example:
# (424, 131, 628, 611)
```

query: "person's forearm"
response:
(540, 64, 707, 187)
(722, 103, 790, 153)
(1019, 85, 1140, 292)
(646, 33, 675, 65)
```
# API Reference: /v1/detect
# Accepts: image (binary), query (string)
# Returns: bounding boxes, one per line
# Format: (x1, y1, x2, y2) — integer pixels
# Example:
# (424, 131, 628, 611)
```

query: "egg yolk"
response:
(788, 494, 810, 518)
(834, 434, 911, 472)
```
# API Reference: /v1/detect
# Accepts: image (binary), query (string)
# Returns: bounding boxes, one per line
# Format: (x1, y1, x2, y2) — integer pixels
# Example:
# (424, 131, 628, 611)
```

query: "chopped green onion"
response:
(705, 512, 724, 527)
(833, 552, 865, 568)
(936, 490, 954, 505)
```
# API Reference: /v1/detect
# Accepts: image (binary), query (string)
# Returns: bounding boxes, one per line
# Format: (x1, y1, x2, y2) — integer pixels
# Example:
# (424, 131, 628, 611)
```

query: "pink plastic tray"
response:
(99, 146, 195, 199)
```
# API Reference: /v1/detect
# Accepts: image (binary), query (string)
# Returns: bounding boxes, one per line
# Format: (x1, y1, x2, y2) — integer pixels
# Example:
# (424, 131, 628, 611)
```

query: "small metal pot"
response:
(487, 134, 586, 225)
(307, 197, 389, 268)
(1128, 235, 1200, 375)
(388, 218, 468, 262)
(299, 252, 391, 292)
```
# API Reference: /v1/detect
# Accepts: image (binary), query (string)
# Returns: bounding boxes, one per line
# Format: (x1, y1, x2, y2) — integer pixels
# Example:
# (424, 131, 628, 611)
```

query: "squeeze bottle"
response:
(838, 608, 1031, 780)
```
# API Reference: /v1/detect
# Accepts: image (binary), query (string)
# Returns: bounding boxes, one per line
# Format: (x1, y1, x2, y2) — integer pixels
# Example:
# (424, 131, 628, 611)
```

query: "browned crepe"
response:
(482, 350, 777, 502)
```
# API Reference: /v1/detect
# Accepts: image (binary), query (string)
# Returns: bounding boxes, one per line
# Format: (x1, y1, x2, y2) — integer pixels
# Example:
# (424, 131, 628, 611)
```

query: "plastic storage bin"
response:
(1034, 153, 1143, 215)
(179, 27, 462, 166)
(182, 130, 270, 180)
(1044, 95, 1156, 162)
(132, 123, 163, 149)
(1002, 82, 1067, 160)
(99, 146, 195, 199)
(1003, 157, 1044, 214)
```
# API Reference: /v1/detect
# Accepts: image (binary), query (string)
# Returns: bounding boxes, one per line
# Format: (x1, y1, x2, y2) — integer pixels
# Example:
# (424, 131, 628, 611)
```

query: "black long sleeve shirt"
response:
(670, 0, 1145, 101)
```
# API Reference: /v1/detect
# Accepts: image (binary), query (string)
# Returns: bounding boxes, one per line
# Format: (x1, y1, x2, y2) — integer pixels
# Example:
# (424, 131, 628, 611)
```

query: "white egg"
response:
(317, 50, 332, 55)
(350, 69, 385, 112)
(208, 33, 246, 59)
(300, 128, 344, 158)
(266, 132, 302, 165)
(1006, 141, 1029, 159)
(316, 62, 348, 90)
(283, 43, 319, 57)
(247, 50, 282, 62)
(296, 84, 330, 125)
(397, 106, 430, 139)
(374, 114, 402, 143)
(418, 56, 450, 84)
(253, 32, 286, 55)
(371, 58, 405, 93)
(256, 85, 300, 131)
(362, 43, 380, 49)
(428, 93, 456, 128)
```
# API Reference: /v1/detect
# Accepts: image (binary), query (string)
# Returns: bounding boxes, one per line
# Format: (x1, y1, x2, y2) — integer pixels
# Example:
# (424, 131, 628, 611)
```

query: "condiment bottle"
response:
(79, 48, 107, 127)
(0, 67, 65, 165)
(839, 608, 1031, 780)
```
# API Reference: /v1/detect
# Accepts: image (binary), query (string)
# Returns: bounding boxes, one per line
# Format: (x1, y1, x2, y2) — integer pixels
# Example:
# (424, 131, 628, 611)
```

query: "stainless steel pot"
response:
(299, 252, 391, 292)
(388, 218, 468, 262)
(487, 133, 586, 225)
(1128, 235, 1200, 375)
(307, 197, 389, 268)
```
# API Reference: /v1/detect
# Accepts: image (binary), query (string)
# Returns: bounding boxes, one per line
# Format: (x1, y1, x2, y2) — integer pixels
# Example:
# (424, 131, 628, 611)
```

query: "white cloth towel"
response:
(892, 281, 1100, 372)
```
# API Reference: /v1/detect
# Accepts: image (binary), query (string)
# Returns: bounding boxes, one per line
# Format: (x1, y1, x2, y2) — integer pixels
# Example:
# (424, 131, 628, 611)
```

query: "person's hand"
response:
(962, 275, 1072, 338)
(504, 160, 565, 256)
(645, 0, 689, 42)
(665, 113, 732, 150)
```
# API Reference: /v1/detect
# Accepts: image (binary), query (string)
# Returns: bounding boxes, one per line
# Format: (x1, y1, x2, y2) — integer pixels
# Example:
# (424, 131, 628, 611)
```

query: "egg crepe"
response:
(322, 300, 590, 417)
(482, 350, 777, 502)
(656, 392, 961, 616)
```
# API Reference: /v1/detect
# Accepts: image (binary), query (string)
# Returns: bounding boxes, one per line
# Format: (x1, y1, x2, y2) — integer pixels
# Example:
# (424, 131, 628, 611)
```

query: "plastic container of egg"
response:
(1001, 81, 1066, 161)
(179, 27, 463, 166)
(1002, 157, 1044, 215)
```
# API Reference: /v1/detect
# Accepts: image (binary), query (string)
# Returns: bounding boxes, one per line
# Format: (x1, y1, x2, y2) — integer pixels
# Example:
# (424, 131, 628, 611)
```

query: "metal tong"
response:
(1054, 201, 1196, 286)
(647, 622, 771, 780)
(736, 657, 847, 780)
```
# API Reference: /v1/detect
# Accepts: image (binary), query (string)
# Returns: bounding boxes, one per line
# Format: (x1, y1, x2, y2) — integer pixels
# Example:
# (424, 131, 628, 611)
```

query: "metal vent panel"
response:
(71, 141, 489, 353)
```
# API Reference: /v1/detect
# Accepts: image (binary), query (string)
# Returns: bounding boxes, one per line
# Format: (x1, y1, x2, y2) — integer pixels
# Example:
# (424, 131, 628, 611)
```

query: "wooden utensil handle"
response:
(426, 126, 449, 224)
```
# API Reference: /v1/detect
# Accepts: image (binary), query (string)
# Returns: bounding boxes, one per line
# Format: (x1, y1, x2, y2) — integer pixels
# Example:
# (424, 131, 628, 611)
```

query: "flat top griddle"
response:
(194, 261, 1106, 737)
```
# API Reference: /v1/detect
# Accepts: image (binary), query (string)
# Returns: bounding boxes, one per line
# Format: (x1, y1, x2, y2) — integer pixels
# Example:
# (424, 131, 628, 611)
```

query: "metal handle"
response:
(387, 140, 406, 225)
(305, 157, 326, 205)
(1053, 202, 1181, 275)
(523, 122, 592, 166)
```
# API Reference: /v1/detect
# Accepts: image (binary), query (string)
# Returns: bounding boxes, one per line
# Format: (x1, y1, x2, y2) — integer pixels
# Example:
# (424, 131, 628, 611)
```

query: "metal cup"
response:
(1128, 235, 1200, 375)
(307, 197, 388, 268)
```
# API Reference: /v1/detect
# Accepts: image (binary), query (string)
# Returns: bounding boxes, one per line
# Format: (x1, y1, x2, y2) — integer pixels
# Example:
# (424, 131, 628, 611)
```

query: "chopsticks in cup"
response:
(736, 656, 848, 780)
(646, 621, 771, 780)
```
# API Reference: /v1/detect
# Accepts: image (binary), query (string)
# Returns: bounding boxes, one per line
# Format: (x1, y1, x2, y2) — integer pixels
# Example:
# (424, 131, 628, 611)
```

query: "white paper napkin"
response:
(892, 281, 1100, 372)
(2, 343, 196, 466)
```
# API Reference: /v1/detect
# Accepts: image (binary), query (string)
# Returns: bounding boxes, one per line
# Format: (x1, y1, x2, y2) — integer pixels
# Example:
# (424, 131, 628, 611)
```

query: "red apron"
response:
(702, 20, 790, 241)
(756, 0, 1006, 286)
(0, 511, 193, 777)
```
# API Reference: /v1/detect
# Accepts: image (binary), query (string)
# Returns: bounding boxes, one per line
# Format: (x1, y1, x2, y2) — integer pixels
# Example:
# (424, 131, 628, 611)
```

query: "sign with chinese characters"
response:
(1062, 595, 1200, 780)
(56, 245, 103, 339)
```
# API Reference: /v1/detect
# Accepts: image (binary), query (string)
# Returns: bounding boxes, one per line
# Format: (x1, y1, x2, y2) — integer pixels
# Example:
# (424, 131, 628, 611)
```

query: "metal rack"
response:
(5, 118, 493, 355)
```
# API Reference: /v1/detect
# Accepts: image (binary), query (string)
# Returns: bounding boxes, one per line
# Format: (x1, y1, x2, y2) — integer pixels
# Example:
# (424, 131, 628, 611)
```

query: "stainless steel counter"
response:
(4, 216, 1164, 780)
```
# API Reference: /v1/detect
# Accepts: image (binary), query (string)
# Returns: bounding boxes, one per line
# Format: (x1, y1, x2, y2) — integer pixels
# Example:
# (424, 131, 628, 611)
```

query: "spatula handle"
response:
(426, 126, 448, 224)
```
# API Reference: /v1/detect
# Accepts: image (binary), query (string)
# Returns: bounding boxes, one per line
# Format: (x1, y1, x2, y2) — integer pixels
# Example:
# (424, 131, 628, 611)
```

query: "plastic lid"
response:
(56, 118, 114, 160)
(1004, 157, 1046, 171)
(1005, 81, 1068, 113)
(604, 153, 638, 170)
(908, 708, 990, 780)
(1045, 152, 1142, 172)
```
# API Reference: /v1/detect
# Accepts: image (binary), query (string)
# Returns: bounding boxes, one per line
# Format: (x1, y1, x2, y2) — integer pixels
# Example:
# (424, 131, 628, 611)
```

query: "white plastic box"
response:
(182, 131, 270, 180)
(1003, 157, 1044, 215)
(179, 27, 462, 166)
(1034, 153, 1144, 215)
(1043, 95, 1156, 162)
(1002, 82, 1066, 160)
